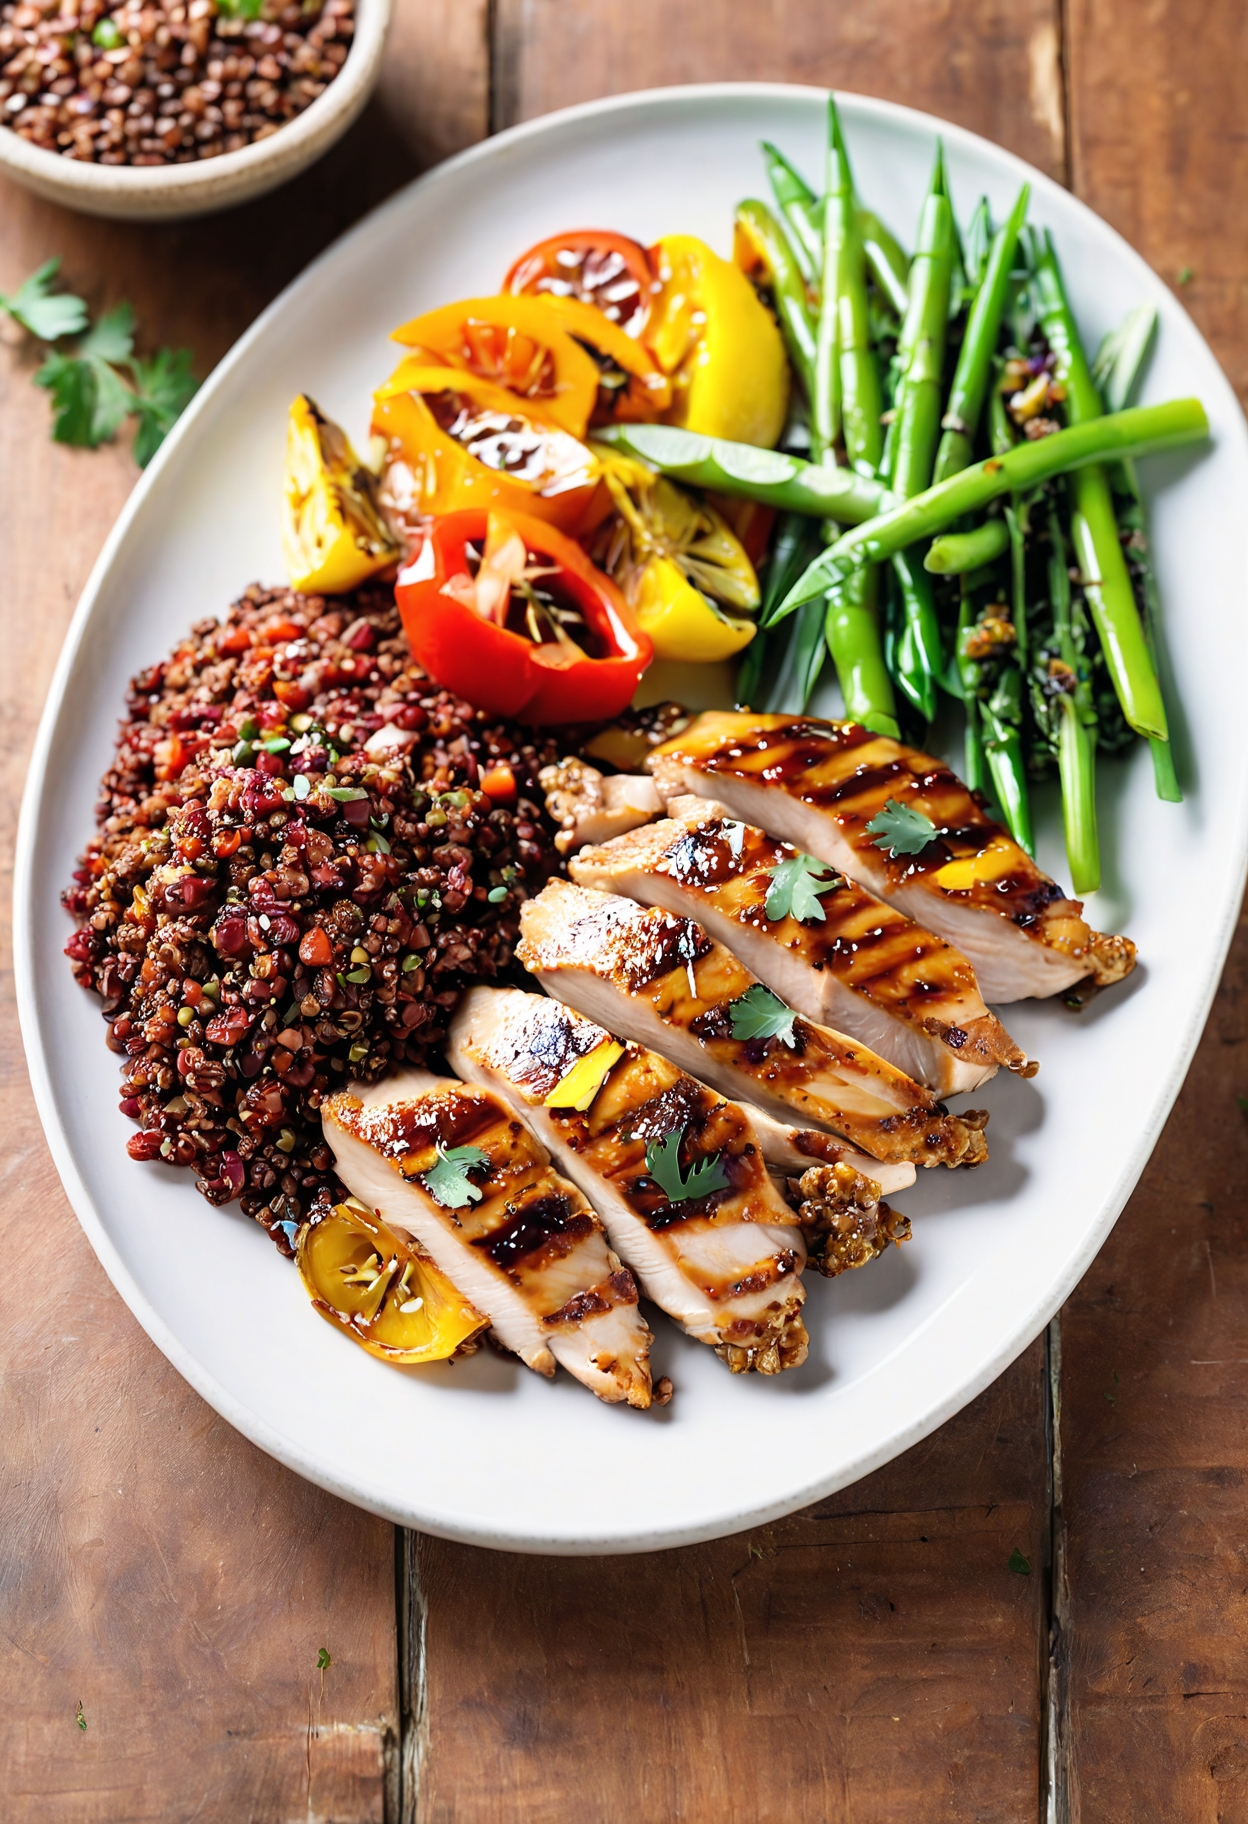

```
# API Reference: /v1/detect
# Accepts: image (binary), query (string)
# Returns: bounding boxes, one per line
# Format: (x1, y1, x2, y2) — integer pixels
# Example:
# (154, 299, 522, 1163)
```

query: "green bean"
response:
(775, 397, 1209, 619)
(738, 512, 823, 704)
(981, 667, 1034, 856)
(932, 184, 1030, 483)
(592, 424, 891, 527)
(1003, 502, 1028, 668)
(955, 587, 987, 793)
(1032, 232, 1168, 742)
(759, 140, 910, 315)
(1046, 505, 1100, 893)
(825, 565, 900, 736)
(924, 517, 1010, 574)
(735, 200, 818, 401)
(860, 208, 910, 316)
(890, 142, 955, 500)
(962, 195, 993, 296)
(891, 549, 941, 721)
(761, 140, 823, 287)
(824, 98, 883, 475)
(1090, 304, 1179, 799)
(765, 595, 828, 714)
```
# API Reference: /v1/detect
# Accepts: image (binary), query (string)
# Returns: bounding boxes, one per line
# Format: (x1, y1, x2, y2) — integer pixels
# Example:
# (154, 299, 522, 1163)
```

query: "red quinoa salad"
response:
(0, 0, 353, 165)
(63, 583, 563, 1254)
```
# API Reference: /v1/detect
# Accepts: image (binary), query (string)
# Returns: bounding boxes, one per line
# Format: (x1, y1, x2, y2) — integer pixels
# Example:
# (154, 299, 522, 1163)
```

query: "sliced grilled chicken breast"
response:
(570, 812, 1032, 1095)
(322, 1069, 653, 1407)
(648, 711, 1135, 1004)
(737, 1100, 915, 1194)
(517, 881, 987, 1169)
(448, 987, 809, 1373)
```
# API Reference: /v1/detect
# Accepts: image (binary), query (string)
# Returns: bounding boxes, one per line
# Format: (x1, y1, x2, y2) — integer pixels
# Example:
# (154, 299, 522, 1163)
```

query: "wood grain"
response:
(493, 0, 1067, 177)
(413, 1345, 1048, 1824)
(0, 2, 489, 1817)
(1054, 914, 1248, 1820)
(1066, 0, 1248, 405)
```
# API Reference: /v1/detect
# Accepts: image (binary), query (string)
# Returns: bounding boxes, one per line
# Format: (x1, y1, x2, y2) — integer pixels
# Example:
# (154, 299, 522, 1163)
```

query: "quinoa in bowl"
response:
(62, 581, 565, 1255)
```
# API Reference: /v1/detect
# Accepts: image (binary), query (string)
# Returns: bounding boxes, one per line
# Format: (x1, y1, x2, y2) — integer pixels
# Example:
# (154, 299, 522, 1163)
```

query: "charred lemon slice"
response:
(283, 395, 404, 595)
(296, 1197, 486, 1365)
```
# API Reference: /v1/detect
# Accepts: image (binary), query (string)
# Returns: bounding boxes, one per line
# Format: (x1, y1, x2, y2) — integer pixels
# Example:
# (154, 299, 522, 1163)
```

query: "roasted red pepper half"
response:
(396, 509, 651, 725)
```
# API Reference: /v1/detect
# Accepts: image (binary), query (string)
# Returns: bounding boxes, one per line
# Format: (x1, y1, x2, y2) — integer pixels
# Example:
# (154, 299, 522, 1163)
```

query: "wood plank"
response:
(1066, 0, 1248, 405)
(414, 1345, 1048, 1824)
(1058, 8, 1248, 1814)
(493, 0, 1067, 177)
(0, 1, 489, 1816)
(1053, 905, 1248, 1817)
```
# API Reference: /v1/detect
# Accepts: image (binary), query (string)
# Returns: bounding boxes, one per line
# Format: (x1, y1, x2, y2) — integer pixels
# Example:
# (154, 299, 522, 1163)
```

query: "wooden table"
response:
(3, 4, 1245, 1817)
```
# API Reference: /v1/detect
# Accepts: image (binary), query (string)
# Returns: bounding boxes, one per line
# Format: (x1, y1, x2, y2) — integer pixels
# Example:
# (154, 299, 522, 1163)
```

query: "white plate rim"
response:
(15, 80, 1248, 1554)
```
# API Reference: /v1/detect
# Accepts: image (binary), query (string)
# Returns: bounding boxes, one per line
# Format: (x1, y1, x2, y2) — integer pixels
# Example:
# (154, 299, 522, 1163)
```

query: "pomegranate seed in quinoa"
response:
(62, 581, 567, 1256)
(0, 0, 353, 166)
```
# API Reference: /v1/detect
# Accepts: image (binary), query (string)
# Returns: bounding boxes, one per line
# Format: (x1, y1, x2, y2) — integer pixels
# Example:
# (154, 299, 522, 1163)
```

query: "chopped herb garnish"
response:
(423, 1142, 490, 1210)
(325, 785, 369, 802)
(263, 736, 291, 753)
(764, 851, 842, 923)
(487, 885, 508, 903)
(365, 833, 390, 854)
(401, 954, 420, 972)
(316, 1646, 332, 1671)
(864, 798, 940, 857)
(644, 1128, 730, 1204)
(1008, 1549, 1031, 1576)
(129, 345, 198, 468)
(75, 1700, 87, 1731)
(293, 774, 311, 800)
(728, 983, 799, 1048)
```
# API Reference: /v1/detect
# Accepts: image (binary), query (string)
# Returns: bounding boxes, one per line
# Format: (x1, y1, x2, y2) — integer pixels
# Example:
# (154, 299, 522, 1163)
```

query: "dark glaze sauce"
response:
(475, 1190, 593, 1269)
(673, 715, 1076, 933)
(656, 817, 982, 1013)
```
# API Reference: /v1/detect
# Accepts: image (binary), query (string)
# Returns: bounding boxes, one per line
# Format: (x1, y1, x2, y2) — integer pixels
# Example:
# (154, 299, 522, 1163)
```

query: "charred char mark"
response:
(727, 1253, 799, 1296)
(543, 1268, 640, 1327)
(339, 1087, 499, 1164)
(474, 1192, 594, 1270)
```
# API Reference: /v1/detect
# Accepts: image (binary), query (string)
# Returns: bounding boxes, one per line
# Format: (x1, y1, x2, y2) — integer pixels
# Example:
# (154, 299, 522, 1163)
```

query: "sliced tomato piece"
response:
(505, 230, 658, 339)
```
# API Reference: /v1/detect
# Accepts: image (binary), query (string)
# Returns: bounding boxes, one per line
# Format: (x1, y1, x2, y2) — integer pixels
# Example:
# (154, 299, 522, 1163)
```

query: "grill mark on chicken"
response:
(517, 881, 988, 1168)
(323, 1071, 654, 1405)
(447, 987, 812, 1368)
(649, 711, 1136, 1001)
(569, 813, 1032, 1092)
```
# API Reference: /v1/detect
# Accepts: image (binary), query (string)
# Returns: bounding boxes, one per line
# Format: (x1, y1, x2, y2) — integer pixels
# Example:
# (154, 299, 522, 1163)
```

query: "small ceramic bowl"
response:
(0, 0, 389, 221)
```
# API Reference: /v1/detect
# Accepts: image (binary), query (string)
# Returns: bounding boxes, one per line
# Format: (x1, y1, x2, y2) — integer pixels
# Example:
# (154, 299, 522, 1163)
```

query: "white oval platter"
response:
(15, 84, 1248, 1554)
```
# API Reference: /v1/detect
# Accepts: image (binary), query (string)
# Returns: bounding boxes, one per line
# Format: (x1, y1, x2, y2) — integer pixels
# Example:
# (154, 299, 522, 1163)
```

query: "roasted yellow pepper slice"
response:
(595, 456, 759, 662)
(647, 234, 789, 448)
(297, 1197, 486, 1365)
(282, 395, 405, 594)
(372, 361, 602, 533)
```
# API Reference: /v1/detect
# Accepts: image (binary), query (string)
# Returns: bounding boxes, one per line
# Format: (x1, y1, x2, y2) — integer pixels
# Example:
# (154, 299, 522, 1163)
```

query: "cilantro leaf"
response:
(1008, 1548, 1031, 1576)
(0, 258, 88, 342)
(423, 1142, 489, 1209)
(129, 344, 197, 466)
(764, 852, 842, 923)
(316, 1647, 332, 1670)
(643, 1128, 729, 1204)
(35, 350, 134, 448)
(864, 798, 940, 857)
(728, 983, 798, 1048)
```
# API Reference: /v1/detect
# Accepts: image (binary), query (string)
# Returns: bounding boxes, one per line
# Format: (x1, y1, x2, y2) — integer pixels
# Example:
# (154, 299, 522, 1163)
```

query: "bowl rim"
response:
(0, 0, 389, 198)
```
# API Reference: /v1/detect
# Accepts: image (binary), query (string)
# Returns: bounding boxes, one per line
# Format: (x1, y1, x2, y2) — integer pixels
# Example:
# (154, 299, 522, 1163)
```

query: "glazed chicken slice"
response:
(322, 1069, 653, 1407)
(570, 811, 1032, 1095)
(648, 711, 1136, 1004)
(517, 881, 987, 1169)
(737, 1100, 915, 1195)
(448, 987, 810, 1371)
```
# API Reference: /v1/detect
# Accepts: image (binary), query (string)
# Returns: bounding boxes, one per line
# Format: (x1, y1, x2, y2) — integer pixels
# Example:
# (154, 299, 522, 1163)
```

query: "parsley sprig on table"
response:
(643, 1128, 729, 1204)
(1, 258, 196, 466)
